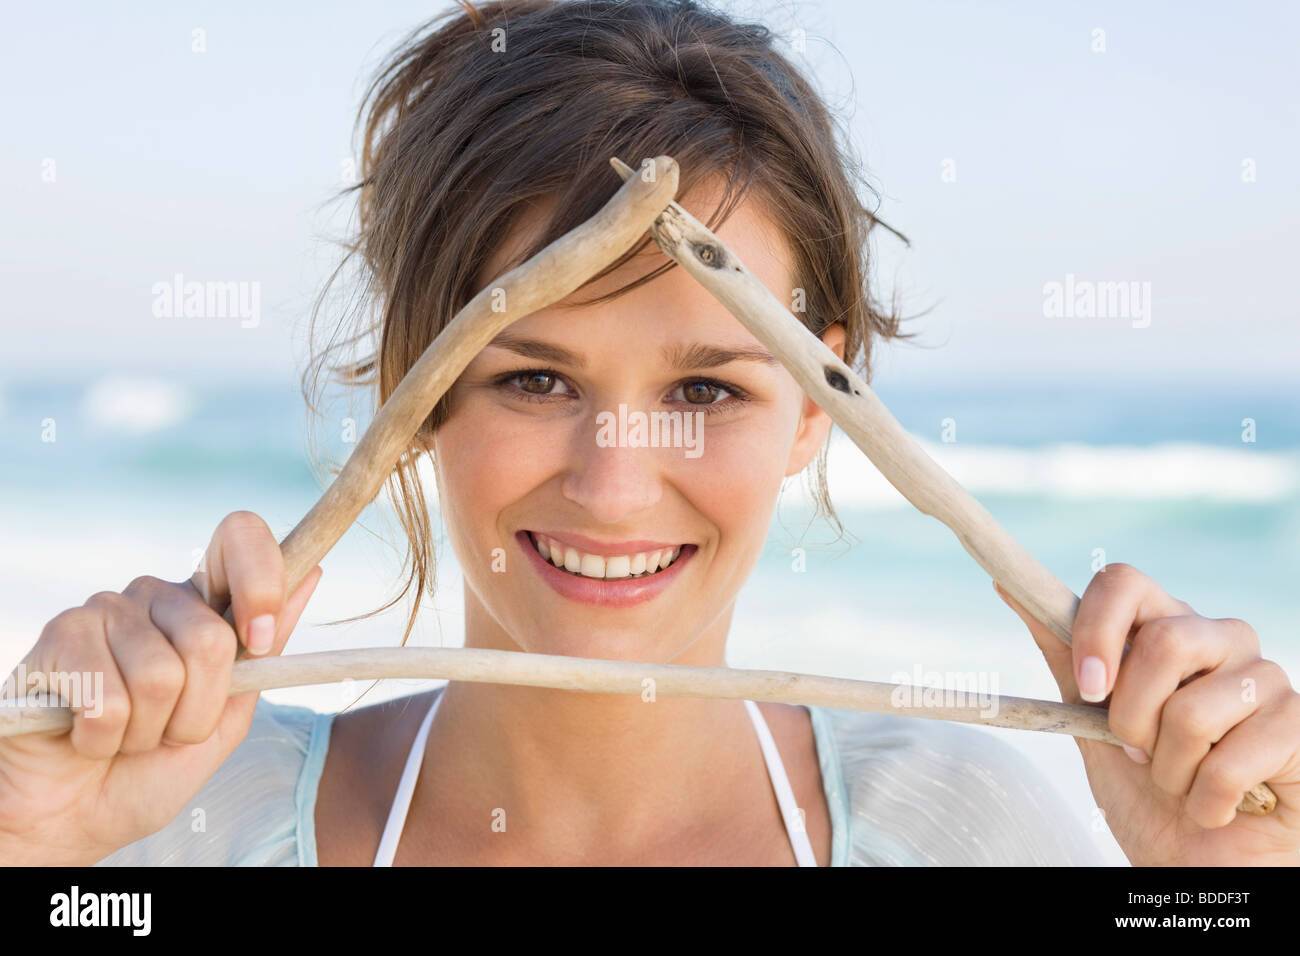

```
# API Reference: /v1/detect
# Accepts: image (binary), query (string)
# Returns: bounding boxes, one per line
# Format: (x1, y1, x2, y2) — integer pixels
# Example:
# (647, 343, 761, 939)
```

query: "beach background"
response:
(2, 378, 1296, 867)
(2, 0, 1297, 867)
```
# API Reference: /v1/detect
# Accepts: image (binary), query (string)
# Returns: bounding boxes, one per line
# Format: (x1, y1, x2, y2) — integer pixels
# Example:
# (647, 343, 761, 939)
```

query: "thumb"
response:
(993, 580, 1084, 705)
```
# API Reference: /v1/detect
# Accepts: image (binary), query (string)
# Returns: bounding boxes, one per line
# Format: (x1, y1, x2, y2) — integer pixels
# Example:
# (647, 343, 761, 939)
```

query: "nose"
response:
(560, 423, 665, 525)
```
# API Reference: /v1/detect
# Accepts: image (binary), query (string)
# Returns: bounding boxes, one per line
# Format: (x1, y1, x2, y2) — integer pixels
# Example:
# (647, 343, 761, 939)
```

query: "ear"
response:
(784, 322, 846, 477)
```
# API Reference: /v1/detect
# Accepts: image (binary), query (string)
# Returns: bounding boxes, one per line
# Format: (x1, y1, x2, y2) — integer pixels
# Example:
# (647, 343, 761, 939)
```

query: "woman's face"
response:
(431, 181, 845, 664)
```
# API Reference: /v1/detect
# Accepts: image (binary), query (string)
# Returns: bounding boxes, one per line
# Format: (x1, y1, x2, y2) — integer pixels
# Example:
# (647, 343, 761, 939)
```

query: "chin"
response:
(512, 625, 686, 665)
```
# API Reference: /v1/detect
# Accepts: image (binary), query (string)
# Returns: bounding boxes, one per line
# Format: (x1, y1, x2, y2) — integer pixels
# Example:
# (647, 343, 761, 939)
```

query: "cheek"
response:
(674, 411, 794, 541)
(432, 409, 559, 554)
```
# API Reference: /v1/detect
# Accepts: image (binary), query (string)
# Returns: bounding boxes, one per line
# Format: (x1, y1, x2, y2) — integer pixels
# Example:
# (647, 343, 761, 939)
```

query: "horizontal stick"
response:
(608, 157, 1277, 818)
(0, 647, 1275, 816)
(0, 646, 1119, 743)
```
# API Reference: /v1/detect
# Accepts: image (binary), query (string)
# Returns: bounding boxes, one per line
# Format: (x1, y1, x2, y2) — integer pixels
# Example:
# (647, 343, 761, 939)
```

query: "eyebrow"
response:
(485, 331, 781, 371)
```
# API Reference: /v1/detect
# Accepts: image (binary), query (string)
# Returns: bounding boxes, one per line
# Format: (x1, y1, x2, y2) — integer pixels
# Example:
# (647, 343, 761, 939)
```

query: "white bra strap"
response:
(373, 690, 444, 867)
(743, 699, 818, 866)
(372, 692, 816, 866)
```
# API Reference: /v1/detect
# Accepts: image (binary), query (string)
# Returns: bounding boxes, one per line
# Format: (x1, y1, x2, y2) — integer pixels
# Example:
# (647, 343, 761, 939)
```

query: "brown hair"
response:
(304, 0, 908, 648)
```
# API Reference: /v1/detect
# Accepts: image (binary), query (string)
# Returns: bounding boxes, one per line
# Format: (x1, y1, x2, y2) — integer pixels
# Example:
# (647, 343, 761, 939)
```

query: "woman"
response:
(5, 0, 1297, 866)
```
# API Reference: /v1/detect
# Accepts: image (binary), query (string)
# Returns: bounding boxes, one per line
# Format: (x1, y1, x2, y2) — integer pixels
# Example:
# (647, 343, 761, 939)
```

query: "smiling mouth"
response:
(524, 531, 687, 581)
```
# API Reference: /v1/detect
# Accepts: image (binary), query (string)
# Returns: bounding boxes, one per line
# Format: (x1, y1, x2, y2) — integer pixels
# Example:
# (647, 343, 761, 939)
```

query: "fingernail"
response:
(1078, 655, 1108, 702)
(247, 614, 276, 655)
(1121, 743, 1150, 764)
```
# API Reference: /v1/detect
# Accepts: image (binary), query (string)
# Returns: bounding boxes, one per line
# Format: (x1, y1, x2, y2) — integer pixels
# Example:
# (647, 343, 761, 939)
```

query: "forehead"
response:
(478, 176, 794, 312)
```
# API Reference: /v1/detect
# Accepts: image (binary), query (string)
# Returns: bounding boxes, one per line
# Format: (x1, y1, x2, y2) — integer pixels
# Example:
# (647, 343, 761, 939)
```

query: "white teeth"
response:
(530, 534, 684, 581)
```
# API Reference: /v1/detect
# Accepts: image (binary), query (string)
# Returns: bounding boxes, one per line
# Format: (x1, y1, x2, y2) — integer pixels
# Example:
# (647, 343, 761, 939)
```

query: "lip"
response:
(515, 530, 696, 608)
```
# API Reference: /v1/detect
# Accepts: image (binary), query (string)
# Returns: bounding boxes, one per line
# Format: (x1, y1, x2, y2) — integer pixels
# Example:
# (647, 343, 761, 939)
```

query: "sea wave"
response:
(814, 434, 1299, 507)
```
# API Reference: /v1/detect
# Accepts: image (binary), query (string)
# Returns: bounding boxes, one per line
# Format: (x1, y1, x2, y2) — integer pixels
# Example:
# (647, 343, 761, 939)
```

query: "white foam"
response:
(807, 432, 1299, 508)
(80, 376, 193, 433)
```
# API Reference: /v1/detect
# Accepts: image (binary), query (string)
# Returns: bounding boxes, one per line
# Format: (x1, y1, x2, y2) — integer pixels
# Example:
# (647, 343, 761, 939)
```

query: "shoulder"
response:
(94, 697, 335, 867)
(809, 705, 1105, 866)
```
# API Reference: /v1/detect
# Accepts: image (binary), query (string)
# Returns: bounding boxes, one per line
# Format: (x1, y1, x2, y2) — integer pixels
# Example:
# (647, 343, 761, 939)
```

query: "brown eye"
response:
(497, 368, 574, 402)
(681, 381, 722, 404)
(519, 372, 556, 394)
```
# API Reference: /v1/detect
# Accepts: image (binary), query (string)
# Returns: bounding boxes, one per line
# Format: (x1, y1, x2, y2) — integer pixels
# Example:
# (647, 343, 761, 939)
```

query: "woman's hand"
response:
(0, 511, 323, 866)
(996, 563, 1300, 866)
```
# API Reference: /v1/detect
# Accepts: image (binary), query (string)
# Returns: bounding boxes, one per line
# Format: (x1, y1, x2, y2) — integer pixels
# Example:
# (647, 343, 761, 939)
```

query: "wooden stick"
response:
(608, 156, 1277, 817)
(194, 156, 681, 652)
(272, 155, 680, 596)
(0, 646, 1275, 815)
(0, 647, 1118, 742)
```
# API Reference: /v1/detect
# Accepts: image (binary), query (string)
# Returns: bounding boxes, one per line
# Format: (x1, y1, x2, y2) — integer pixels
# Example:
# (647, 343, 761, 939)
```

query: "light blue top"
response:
(94, 694, 1105, 866)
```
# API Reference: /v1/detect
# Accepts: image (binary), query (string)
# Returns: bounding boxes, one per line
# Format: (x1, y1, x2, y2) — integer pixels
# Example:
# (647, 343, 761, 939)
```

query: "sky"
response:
(1, 0, 1296, 389)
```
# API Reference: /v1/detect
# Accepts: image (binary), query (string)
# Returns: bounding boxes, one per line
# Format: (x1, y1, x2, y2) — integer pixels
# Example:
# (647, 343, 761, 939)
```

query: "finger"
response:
(995, 581, 1079, 703)
(1185, 692, 1300, 829)
(146, 589, 238, 745)
(263, 564, 323, 660)
(191, 511, 286, 656)
(149, 566, 320, 745)
(1072, 563, 1192, 703)
(28, 607, 132, 761)
(1107, 615, 1248, 759)
(109, 674, 267, 806)
(93, 592, 187, 754)
(1148, 659, 1293, 800)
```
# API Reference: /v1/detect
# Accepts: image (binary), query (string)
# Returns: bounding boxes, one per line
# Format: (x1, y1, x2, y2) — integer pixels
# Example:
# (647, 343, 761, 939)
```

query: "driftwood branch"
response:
(273, 156, 681, 596)
(611, 159, 1080, 641)
(0, 647, 1121, 740)
(0, 646, 1276, 816)
(608, 157, 1277, 817)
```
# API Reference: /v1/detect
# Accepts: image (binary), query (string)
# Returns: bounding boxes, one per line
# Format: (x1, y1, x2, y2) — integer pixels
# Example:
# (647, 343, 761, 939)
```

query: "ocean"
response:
(2, 373, 1296, 865)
